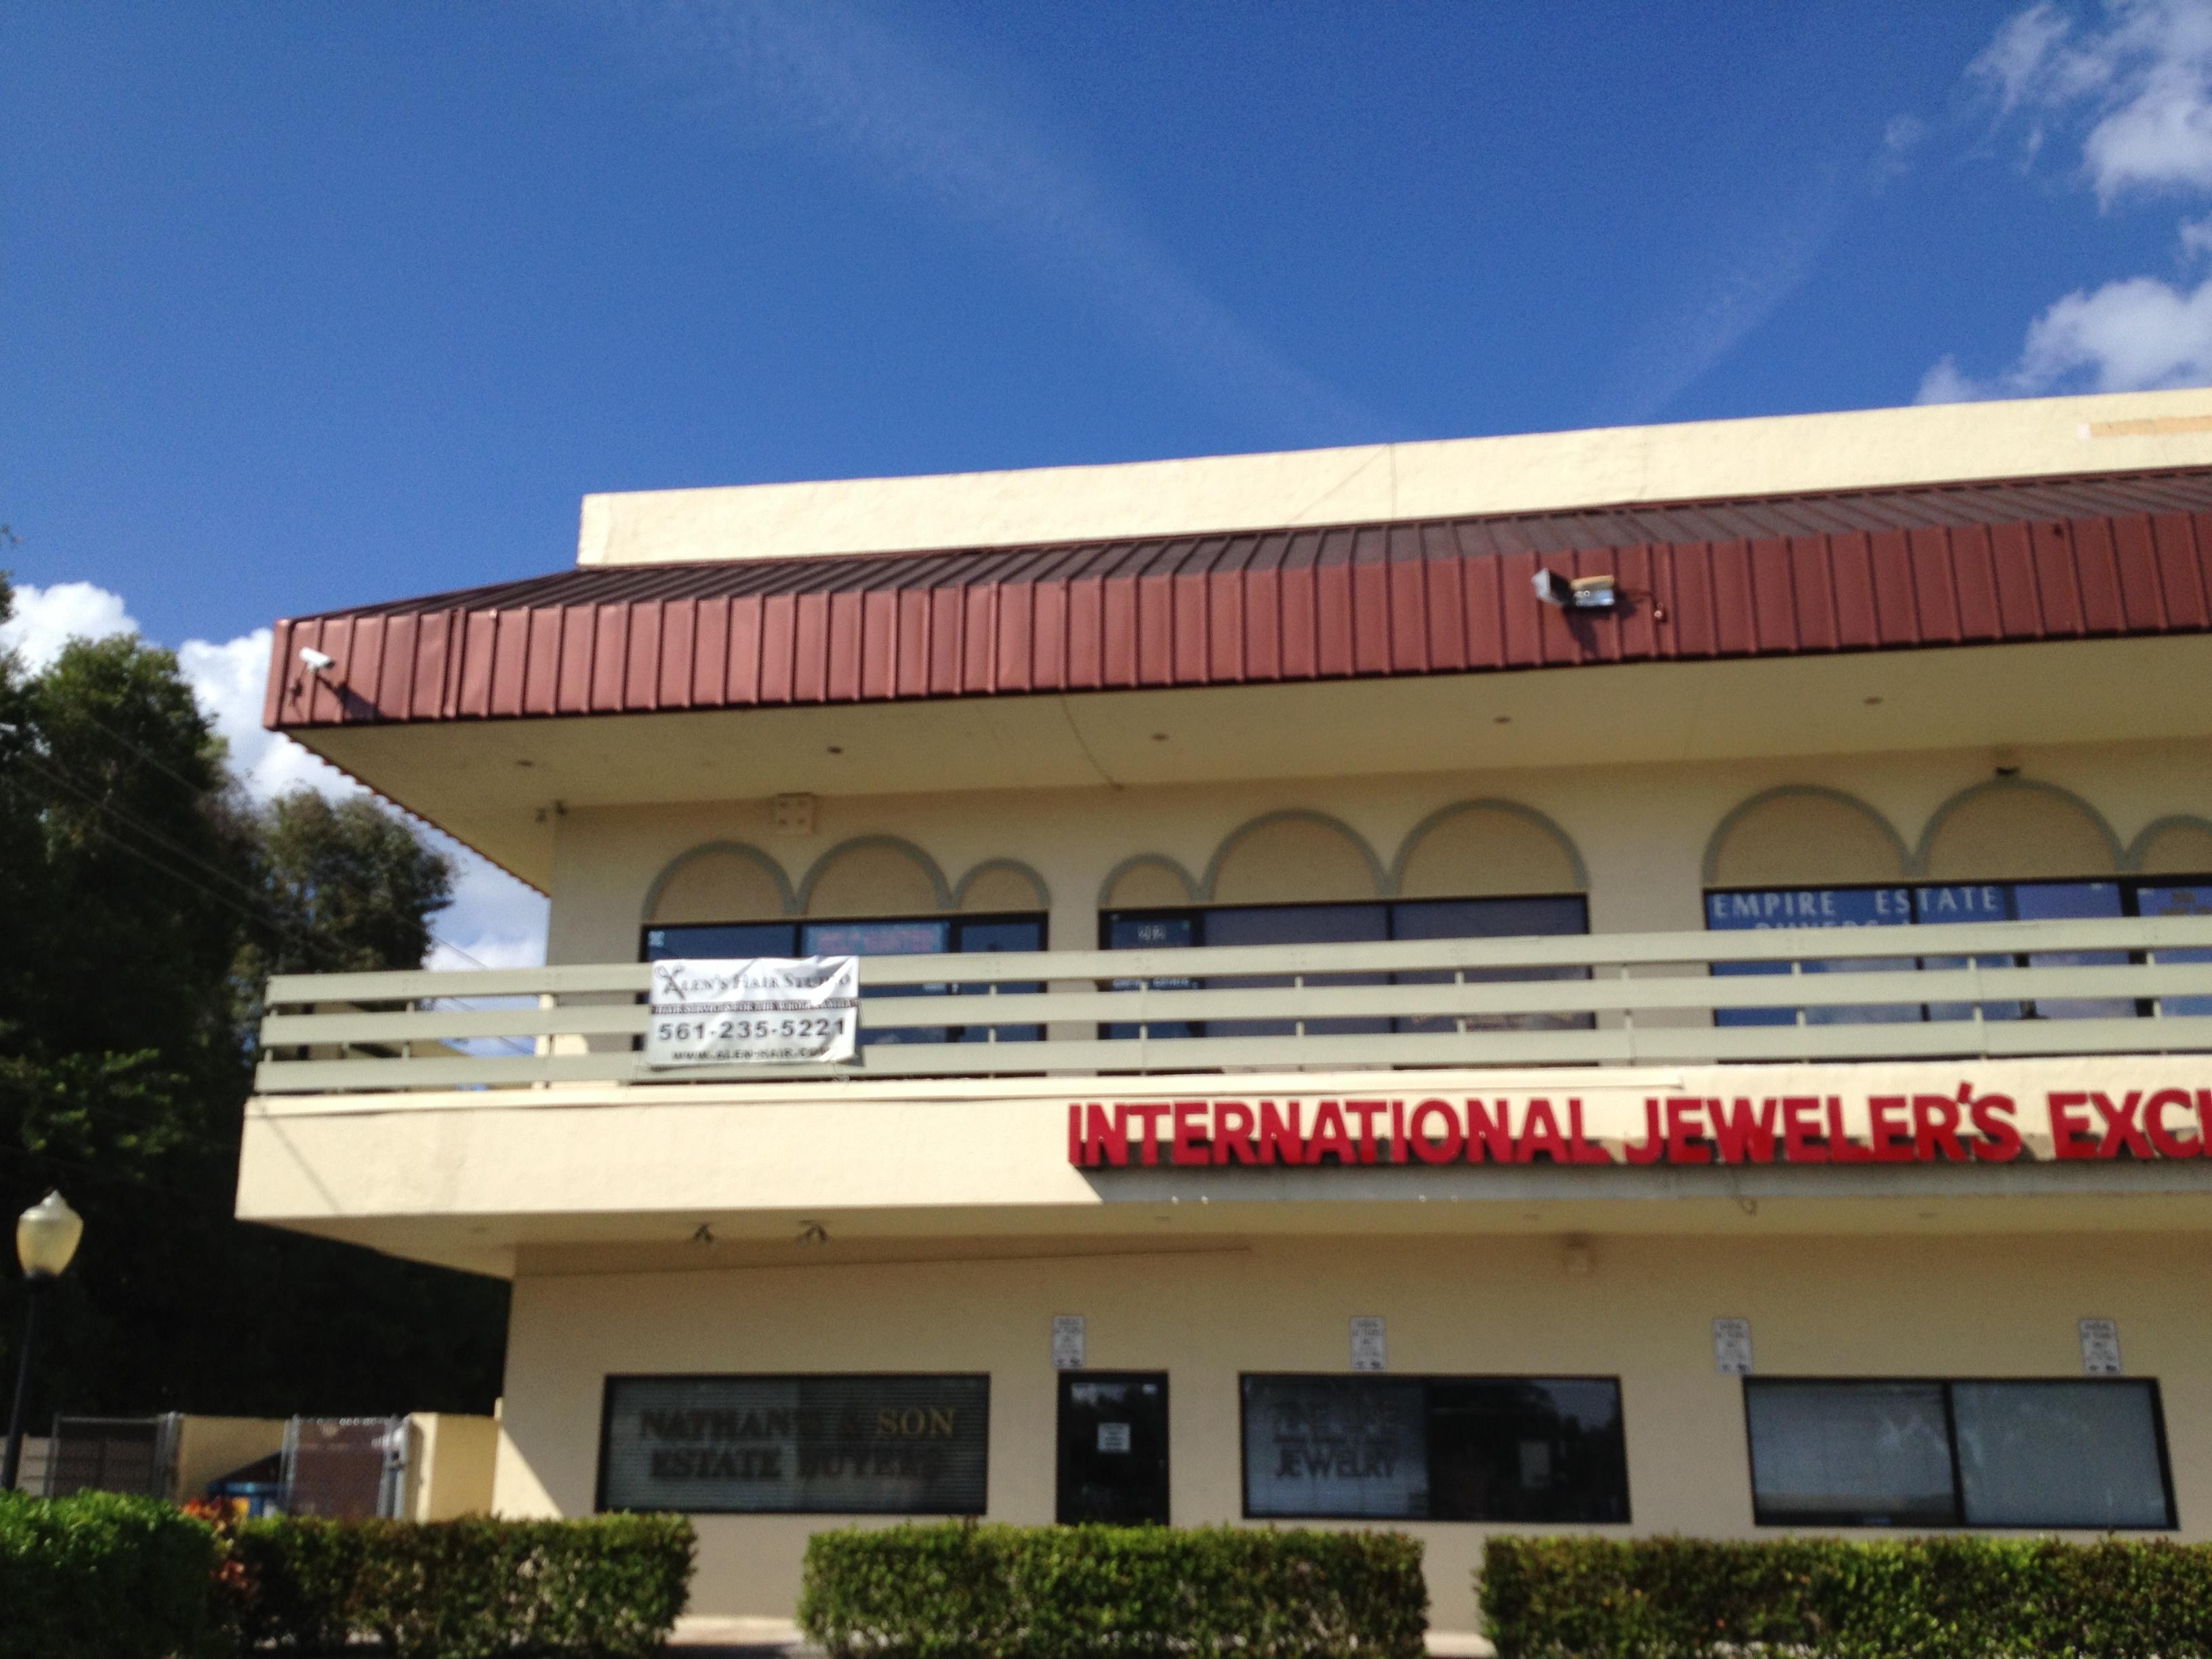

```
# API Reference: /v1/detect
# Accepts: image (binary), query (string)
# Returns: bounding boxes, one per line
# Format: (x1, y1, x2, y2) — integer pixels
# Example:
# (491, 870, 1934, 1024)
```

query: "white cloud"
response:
(0, 579, 139, 670)
(5, 581, 546, 970)
(1923, 2, 2212, 398)
(1919, 271, 2212, 399)
(1969, 0, 2212, 203)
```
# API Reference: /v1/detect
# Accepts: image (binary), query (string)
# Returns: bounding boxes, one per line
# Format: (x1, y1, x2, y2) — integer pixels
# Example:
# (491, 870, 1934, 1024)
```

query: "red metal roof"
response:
(265, 468, 2212, 731)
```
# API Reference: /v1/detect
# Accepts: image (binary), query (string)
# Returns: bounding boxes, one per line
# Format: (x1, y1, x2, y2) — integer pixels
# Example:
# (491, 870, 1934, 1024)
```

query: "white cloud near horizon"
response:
(596, 0, 1382, 445)
(1925, 1, 2212, 401)
(1, 580, 548, 970)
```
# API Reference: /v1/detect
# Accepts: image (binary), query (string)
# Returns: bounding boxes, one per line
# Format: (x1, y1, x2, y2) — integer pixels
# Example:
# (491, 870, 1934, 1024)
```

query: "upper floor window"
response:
(1704, 878, 2212, 1026)
(642, 915, 1044, 1044)
(1100, 896, 1589, 1038)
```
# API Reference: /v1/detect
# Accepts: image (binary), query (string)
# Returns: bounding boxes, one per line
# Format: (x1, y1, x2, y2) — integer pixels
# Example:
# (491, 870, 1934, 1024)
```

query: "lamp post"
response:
(2, 1192, 83, 1494)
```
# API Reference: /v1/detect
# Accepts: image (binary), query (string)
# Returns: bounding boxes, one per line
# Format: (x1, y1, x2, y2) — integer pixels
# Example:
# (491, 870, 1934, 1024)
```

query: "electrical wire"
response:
(51, 705, 513, 973)
(0, 770, 535, 1055)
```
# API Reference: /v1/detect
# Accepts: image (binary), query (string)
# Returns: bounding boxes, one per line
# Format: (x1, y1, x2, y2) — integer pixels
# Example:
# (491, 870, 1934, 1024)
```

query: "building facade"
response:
(239, 389, 2212, 1632)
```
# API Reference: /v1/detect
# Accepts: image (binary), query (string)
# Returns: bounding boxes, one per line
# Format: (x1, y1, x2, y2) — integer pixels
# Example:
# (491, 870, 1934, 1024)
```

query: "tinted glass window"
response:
(2141, 883, 2212, 1017)
(1746, 1381, 1954, 1525)
(1952, 1381, 2171, 1528)
(1242, 1374, 1628, 1523)
(642, 916, 1043, 1044)
(1744, 1378, 2175, 1530)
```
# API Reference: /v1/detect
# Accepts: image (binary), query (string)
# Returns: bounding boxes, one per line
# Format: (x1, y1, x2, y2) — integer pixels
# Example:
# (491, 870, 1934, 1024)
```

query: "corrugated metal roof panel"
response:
(266, 468, 2212, 730)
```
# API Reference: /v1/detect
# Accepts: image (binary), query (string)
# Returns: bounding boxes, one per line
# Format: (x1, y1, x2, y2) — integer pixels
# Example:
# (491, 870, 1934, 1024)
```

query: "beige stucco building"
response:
(239, 389, 2212, 1633)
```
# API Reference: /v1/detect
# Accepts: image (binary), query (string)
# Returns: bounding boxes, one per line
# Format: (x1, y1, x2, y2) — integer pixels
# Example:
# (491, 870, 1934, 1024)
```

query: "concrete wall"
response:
(576, 388, 2212, 568)
(541, 736, 2212, 970)
(405, 1412, 499, 1520)
(175, 1416, 287, 1499)
(491, 1231, 2212, 1631)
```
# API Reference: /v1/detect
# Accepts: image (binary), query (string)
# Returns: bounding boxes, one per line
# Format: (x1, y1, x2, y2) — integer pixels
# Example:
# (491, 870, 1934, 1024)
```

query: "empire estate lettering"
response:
(1067, 1089, 2212, 1168)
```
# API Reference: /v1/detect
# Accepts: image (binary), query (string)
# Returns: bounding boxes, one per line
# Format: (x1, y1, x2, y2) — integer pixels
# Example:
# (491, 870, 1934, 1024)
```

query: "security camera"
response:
(298, 647, 335, 672)
(1532, 570, 1618, 611)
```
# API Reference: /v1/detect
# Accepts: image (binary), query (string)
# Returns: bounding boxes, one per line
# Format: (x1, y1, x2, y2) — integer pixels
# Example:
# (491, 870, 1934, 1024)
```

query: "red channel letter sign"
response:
(1065, 1088, 2212, 1168)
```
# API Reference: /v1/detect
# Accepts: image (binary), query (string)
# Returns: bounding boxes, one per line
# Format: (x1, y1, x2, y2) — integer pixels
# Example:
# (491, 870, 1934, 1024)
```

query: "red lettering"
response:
(1664, 1097, 1710, 1164)
(1826, 1097, 1875, 1162)
(1868, 1097, 1912, 1162)
(2145, 1089, 2200, 1160)
(1307, 1101, 1356, 1166)
(1565, 1099, 1612, 1164)
(1466, 1099, 1515, 1164)
(1124, 1103, 1168, 1166)
(1258, 1100, 1305, 1165)
(1212, 1101, 1256, 1164)
(1781, 1096, 1827, 1163)
(2049, 1092, 2097, 1160)
(2092, 1090, 2150, 1160)
(1911, 1094, 1968, 1163)
(1969, 1094, 2023, 1162)
(1516, 1098, 1570, 1164)
(1709, 1098, 1779, 1164)
(1623, 1099, 1665, 1164)
(1389, 1100, 1406, 1164)
(1083, 1103, 1128, 1168)
(1171, 1101, 1208, 1166)
(1068, 1103, 1082, 1165)
(1346, 1100, 1386, 1166)
(1408, 1099, 1462, 1164)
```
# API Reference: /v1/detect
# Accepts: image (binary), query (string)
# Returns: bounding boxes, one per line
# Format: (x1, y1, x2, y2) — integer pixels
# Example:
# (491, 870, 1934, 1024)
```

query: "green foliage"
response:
(0, 1490, 221, 1659)
(798, 1521, 1429, 1659)
(1479, 1534, 2212, 1658)
(0, 610, 504, 1422)
(228, 1513, 696, 1659)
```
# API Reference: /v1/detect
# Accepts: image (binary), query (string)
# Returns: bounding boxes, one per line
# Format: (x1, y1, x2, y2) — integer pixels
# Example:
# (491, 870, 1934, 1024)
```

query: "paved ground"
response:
(663, 1618, 1497, 1656)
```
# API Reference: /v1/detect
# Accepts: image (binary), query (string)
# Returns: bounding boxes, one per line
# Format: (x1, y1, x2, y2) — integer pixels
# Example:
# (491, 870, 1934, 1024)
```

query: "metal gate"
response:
(280, 1416, 407, 1518)
(43, 1414, 180, 1500)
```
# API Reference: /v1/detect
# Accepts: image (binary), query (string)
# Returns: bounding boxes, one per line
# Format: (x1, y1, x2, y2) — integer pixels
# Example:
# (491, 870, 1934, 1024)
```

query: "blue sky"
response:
(8, 0, 2212, 960)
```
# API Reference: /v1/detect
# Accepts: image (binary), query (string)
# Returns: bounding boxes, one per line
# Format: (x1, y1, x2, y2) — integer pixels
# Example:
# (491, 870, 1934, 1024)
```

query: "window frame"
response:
(1236, 1369, 1632, 1524)
(1741, 1376, 2177, 1531)
(594, 1370, 992, 1518)
(1701, 874, 2212, 1027)
(1101, 893, 1594, 1040)
(637, 912, 1049, 1046)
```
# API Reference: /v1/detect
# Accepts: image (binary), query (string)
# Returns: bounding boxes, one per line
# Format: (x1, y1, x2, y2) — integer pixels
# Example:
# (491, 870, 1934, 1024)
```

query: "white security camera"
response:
(298, 647, 335, 672)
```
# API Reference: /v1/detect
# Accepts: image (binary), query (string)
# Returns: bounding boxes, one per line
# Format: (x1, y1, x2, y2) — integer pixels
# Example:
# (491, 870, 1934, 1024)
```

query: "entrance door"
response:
(1057, 1372, 1169, 1525)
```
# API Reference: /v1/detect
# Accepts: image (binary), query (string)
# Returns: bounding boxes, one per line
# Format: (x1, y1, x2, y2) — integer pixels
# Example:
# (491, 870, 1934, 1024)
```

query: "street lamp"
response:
(3, 1193, 83, 1494)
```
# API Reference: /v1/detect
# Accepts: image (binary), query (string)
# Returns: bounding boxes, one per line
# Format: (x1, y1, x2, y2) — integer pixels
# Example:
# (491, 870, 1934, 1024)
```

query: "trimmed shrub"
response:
(0, 1489, 221, 1659)
(229, 1513, 695, 1658)
(799, 1521, 1427, 1659)
(1479, 1534, 2212, 1658)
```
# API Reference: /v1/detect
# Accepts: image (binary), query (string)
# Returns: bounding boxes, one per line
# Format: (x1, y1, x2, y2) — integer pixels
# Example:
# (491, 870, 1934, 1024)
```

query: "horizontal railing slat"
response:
(251, 1013, 2212, 1093)
(260, 917, 2212, 1006)
(250, 916, 2212, 1093)
(256, 960, 2212, 1046)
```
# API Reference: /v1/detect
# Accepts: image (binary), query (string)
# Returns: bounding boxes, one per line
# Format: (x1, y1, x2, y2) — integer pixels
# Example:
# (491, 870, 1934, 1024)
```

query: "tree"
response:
(0, 573, 508, 1434)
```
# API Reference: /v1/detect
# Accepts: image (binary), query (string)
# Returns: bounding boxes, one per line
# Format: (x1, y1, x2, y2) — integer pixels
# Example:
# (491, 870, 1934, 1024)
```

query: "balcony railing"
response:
(251, 916, 2212, 1094)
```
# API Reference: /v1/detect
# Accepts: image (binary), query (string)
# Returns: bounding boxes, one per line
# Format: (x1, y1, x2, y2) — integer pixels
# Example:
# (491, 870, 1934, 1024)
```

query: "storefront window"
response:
(642, 916, 1044, 1044)
(1104, 897, 1590, 1040)
(1240, 1374, 1628, 1523)
(2140, 883, 2212, 1017)
(1704, 878, 2176, 1027)
(597, 1374, 989, 1515)
(1744, 1378, 2173, 1529)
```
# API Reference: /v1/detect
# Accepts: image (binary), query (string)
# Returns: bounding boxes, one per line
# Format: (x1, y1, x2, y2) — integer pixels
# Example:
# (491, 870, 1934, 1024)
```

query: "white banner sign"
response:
(646, 957, 859, 1067)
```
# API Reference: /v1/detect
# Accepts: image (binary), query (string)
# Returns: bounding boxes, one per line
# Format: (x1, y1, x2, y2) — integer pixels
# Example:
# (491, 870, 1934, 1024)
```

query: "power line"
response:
(45, 707, 515, 974)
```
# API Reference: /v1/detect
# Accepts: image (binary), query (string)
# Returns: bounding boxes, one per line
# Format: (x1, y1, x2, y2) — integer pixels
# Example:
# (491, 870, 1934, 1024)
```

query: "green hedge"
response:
(1481, 1534, 2212, 1658)
(228, 1513, 695, 1658)
(0, 1489, 222, 1659)
(799, 1521, 1427, 1659)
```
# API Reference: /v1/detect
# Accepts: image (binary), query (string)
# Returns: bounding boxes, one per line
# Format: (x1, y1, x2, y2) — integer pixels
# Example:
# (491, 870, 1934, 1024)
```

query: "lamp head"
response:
(16, 1191, 83, 1280)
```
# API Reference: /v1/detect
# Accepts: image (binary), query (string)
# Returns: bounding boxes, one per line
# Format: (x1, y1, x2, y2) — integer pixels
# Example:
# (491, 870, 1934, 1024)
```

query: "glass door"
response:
(1057, 1373, 1168, 1525)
